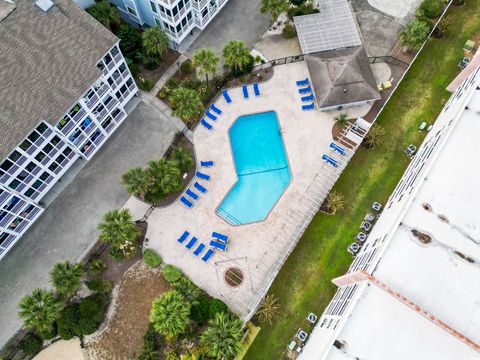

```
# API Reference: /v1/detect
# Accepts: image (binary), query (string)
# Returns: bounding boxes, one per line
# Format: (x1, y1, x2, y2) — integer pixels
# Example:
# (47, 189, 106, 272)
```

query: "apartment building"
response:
(109, 0, 230, 49)
(299, 66, 480, 359)
(0, 0, 138, 259)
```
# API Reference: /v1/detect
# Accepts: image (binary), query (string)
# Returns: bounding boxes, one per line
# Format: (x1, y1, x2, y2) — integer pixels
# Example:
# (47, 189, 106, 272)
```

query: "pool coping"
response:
(214, 109, 294, 227)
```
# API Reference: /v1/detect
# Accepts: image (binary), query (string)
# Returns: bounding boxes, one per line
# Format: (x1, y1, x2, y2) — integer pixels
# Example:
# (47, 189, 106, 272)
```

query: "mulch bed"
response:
(85, 261, 170, 360)
(136, 49, 180, 85)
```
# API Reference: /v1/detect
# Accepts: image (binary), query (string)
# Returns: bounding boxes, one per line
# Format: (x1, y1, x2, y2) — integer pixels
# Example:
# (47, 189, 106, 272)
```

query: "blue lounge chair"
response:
(201, 160, 214, 167)
(202, 249, 214, 262)
(242, 85, 249, 99)
(186, 236, 198, 249)
(178, 230, 189, 243)
(180, 196, 193, 207)
(301, 93, 315, 102)
(299, 86, 312, 94)
(222, 89, 232, 103)
(200, 119, 212, 130)
(330, 142, 346, 155)
(296, 78, 309, 86)
(212, 231, 228, 242)
(210, 103, 222, 114)
(205, 110, 217, 121)
(210, 240, 227, 251)
(302, 103, 315, 110)
(253, 83, 260, 96)
(186, 188, 199, 200)
(194, 181, 207, 193)
(196, 171, 210, 180)
(193, 243, 205, 256)
(322, 154, 338, 168)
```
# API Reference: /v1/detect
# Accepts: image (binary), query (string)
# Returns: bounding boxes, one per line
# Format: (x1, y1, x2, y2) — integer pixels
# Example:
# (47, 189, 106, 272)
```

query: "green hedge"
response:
(143, 249, 162, 268)
(162, 265, 183, 284)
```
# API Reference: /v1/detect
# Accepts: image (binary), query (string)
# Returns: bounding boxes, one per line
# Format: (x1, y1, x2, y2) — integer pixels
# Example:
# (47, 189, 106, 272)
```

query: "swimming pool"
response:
(216, 111, 291, 225)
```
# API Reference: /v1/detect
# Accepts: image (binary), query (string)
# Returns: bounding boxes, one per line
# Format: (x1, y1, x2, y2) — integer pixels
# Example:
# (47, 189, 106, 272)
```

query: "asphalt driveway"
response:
(0, 101, 178, 347)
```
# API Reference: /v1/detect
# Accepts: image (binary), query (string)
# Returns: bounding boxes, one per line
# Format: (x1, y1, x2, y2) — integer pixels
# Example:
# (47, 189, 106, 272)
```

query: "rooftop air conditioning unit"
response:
(34, 0, 54, 13)
(348, 242, 360, 255)
(356, 232, 367, 243)
(372, 202, 382, 212)
(307, 313, 318, 324)
(296, 329, 308, 342)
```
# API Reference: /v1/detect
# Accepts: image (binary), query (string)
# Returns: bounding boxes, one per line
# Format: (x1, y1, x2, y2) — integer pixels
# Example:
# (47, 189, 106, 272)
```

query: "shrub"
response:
(200, 312, 243, 360)
(57, 304, 80, 340)
(19, 334, 43, 356)
(162, 265, 183, 284)
(143, 249, 162, 268)
(400, 19, 430, 50)
(165, 349, 180, 360)
(290, 0, 306, 5)
(287, 4, 319, 19)
(418, 0, 444, 18)
(165, 77, 179, 91)
(127, 60, 140, 77)
(78, 294, 109, 335)
(173, 277, 204, 304)
(118, 25, 142, 60)
(282, 22, 297, 39)
(86, 279, 113, 294)
(137, 326, 161, 360)
(208, 299, 230, 319)
(138, 79, 154, 91)
(190, 295, 211, 323)
(58, 295, 109, 339)
(180, 60, 194, 75)
(88, 259, 106, 276)
(256, 294, 280, 325)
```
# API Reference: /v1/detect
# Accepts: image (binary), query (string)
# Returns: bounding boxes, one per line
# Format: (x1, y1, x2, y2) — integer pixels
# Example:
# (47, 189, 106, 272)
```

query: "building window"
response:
(187, 11, 192, 20)
(111, 46, 120, 57)
(8, 151, 21, 162)
(172, 5, 178, 16)
(36, 123, 48, 134)
(201, 7, 207, 17)
(19, 139, 32, 152)
(150, 1, 157, 13)
(26, 162, 36, 172)
(27, 130, 40, 143)
(155, 18, 161, 26)
(127, 6, 137, 16)
(9, 179, 20, 190)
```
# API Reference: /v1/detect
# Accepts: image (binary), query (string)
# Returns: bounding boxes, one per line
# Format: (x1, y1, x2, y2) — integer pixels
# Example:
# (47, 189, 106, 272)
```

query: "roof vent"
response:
(34, 0, 54, 13)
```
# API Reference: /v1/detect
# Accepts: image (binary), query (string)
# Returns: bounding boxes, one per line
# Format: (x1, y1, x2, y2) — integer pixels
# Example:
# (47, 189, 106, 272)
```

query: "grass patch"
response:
(244, 2, 480, 359)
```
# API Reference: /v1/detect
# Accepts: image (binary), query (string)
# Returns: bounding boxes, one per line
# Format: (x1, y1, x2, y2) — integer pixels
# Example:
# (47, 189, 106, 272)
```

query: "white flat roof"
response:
(373, 90, 480, 346)
(294, 0, 361, 54)
(301, 70, 480, 359)
(325, 285, 479, 360)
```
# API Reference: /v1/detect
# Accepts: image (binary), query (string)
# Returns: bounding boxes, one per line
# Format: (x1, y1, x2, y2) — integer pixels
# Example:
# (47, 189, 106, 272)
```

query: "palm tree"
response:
(200, 312, 243, 360)
(168, 87, 203, 121)
(145, 158, 182, 202)
(260, 0, 289, 22)
(49, 261, 85, 298)
(222, 40, 251, 75)
(173, 277, 205, 306)
(97, 209, 140, 259)
(122, 166, 150, 198)
(142, 26, 169, 59)
(170, 147, 194, 173)
(150, 290, 190, 342)
(363, 124, 385, 149)
(86, 1, 121, 31)
(256, 294, 280, 325)
(192, 48, 219, 86)
(325, 191, 346, 214)
(18, 288, 61, 335)
(334, 112, 349, 127)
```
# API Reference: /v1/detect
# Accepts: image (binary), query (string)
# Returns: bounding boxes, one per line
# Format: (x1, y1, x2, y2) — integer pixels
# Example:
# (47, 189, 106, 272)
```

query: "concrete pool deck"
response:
(146, 62, 372, 318)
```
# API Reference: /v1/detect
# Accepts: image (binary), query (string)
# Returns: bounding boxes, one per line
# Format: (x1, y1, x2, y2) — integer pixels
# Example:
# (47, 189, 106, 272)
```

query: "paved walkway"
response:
(140, 53, 194, 142)
(0, 101, 177, 347)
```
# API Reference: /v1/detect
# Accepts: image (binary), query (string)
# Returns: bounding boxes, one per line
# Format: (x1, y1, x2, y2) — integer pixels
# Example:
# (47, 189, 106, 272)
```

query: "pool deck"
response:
(146, 61, 372, 318)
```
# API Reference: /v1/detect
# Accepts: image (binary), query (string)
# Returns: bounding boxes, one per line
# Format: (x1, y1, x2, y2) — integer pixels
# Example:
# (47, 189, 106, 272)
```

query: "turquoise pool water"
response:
(216, 111, 291, 225)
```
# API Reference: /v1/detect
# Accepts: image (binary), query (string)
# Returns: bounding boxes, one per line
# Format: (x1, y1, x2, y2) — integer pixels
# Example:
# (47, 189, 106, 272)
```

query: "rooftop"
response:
(305, 46, 380, 108)
(301, 67, 480, 359)
(294, 0, 361, 55)
(0, 0, 117, 160)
